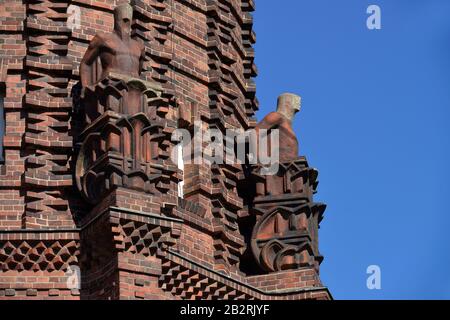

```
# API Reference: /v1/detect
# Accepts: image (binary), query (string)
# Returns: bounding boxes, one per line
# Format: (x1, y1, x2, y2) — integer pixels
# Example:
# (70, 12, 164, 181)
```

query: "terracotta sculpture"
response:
(255, 93, 301, 163)
(247, 93, 324, 273)
(79, 3, 161, 118)
(75, 3, 175, 204)
(81, 4, 142, 83)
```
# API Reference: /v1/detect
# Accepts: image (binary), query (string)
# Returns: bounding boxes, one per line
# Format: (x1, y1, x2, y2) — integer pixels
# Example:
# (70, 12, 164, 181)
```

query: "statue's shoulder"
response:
(263, 112, 283, 122)
(94, 31, 111, 41)
(88, 32, 109, 47)
(256, 112, 284, 129)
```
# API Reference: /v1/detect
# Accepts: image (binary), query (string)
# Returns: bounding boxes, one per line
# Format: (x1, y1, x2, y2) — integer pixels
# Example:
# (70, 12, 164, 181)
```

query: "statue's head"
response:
(114, 3, 133, 37)
(277, 93, 301, 121)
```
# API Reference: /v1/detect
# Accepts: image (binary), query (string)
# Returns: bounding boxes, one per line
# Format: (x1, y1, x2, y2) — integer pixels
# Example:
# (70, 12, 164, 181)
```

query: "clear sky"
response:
(254, 0, 450, 300)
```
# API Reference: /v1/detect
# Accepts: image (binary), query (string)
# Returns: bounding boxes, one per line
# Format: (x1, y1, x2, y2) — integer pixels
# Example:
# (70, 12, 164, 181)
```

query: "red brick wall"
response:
(0, 0, 328, 300)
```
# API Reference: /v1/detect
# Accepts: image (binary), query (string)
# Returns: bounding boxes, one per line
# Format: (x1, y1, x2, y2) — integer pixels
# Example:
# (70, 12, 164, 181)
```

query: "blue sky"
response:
(254, 0, 450, 299)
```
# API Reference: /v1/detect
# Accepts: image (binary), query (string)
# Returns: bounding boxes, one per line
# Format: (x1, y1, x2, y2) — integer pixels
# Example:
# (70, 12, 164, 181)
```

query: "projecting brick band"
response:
(0, 0, 329, 300)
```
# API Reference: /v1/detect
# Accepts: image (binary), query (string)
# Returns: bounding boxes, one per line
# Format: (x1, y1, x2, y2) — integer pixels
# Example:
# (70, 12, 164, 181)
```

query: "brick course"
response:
(0, 0, 330, 300)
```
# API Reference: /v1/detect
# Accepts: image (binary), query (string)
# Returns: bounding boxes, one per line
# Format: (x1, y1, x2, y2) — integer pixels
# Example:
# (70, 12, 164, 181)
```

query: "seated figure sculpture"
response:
(76, 3, 173, 204)
(253, 93, 302, 198)
(255, 93, 301, 163)
(80, 3, 162, 120)
(80, 3, 143, 87)
(248, 94, 324, 273)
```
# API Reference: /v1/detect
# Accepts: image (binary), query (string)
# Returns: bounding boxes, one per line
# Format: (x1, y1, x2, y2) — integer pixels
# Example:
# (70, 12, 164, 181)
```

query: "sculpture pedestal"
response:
(248, 157, 326, 274)
(76, 75, 179, 205)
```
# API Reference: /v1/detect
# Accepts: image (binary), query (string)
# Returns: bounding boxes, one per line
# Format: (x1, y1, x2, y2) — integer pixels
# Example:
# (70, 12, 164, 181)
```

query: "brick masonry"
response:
(0, 0, 331, 300)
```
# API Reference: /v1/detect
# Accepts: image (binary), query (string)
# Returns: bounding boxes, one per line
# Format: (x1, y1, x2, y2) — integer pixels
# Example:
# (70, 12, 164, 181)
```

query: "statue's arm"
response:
(80, 34, 102, 87)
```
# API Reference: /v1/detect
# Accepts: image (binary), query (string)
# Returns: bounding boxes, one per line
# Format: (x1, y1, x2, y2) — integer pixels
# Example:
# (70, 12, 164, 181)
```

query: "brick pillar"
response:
(0, 0, 81, 301)
(0, 0, 330, 300)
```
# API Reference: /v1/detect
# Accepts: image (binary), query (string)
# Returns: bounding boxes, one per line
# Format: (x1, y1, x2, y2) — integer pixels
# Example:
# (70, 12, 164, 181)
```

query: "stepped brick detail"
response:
(0, 0, 330, 300)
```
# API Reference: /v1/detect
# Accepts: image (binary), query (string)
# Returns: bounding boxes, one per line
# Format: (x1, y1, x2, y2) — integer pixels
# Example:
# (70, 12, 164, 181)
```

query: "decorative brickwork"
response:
(0, 239, 79, 272)
(0, 0, 330, 300)
(23, 0, 75, 229)
(248, 159, 325, 273)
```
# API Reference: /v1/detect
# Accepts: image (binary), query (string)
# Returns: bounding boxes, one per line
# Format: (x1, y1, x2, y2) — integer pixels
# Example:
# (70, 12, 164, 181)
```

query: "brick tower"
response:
(0, 0, 331, 300)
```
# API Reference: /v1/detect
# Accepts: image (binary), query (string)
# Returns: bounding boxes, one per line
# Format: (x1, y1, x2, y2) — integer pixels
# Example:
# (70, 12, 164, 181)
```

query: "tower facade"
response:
(0, 0, 330, 300)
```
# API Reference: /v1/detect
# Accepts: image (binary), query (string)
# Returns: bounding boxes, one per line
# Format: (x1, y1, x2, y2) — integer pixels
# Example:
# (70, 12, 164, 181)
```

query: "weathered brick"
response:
(0, 0, 329, 302)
